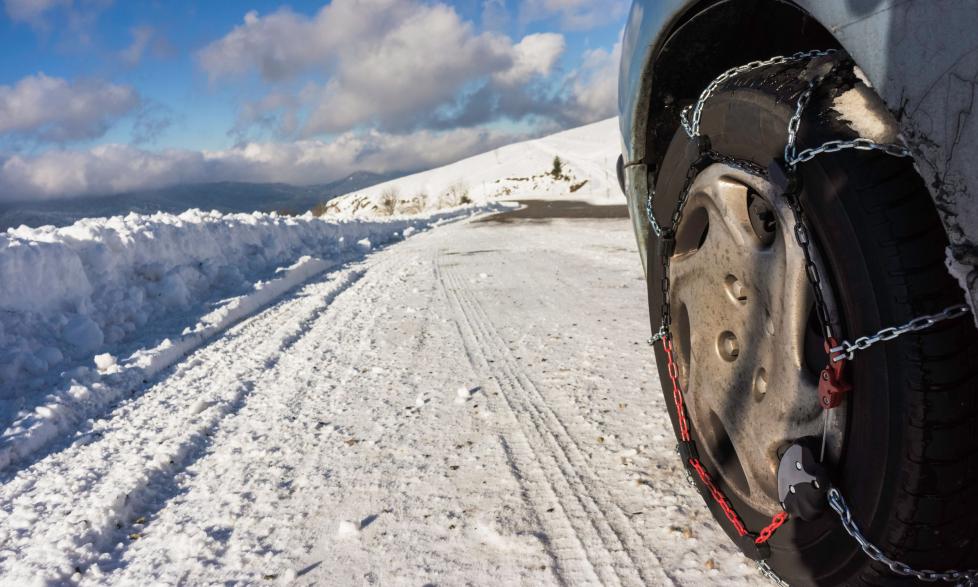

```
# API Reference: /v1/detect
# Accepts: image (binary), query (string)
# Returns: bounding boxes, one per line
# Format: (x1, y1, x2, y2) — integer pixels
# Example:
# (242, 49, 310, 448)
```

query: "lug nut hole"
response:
(753, 367, 768, 399)
(724, 275, 748, 305)
(717, 331, 740, 362)
(748, 191, 777, 247)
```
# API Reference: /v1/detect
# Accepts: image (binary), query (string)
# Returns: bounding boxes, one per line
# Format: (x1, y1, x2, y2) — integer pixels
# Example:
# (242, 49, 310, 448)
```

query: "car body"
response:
(617, 0, 978, 317)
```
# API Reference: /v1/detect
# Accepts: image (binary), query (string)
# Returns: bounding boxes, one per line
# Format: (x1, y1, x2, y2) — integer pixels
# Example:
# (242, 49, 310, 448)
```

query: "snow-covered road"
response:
(0, 209, 763, 585)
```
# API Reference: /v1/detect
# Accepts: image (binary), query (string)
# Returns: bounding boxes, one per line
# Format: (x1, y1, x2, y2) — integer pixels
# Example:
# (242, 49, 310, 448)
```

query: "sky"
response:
(0, 0, 627, 202)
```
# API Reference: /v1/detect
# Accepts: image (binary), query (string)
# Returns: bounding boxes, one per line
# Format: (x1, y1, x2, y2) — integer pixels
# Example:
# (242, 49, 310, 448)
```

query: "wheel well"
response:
(643, 0, 839, 173)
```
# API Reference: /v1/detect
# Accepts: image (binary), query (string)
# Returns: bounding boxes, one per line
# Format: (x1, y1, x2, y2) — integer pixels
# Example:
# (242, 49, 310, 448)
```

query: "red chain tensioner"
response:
(661, 336, 788, 560)
(818, 337, 851, 409)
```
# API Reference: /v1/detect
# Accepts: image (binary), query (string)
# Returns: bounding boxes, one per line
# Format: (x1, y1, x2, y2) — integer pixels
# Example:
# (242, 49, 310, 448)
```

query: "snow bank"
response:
(324, 118, 622, 218)
(0, 204, 500, 469)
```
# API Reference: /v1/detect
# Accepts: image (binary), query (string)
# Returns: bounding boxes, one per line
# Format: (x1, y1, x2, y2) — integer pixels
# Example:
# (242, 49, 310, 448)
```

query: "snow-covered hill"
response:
(322, 118, 622, 217)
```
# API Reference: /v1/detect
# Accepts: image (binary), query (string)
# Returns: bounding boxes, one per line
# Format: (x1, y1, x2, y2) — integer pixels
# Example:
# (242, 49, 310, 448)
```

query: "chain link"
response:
(779, 183, 836, 341)
(829, 304, 971, 362)
(683, 49, 838, 138)
(791, 138, 912, 165)
(756, 560, 790, 587)
(828, 489, 978, 585)
(645, 150, 767, 239)
(783, 67, 912, 168)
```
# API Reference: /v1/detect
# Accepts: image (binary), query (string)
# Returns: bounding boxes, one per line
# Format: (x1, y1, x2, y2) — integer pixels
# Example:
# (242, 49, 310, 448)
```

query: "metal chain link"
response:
(682, 49, 838, 138)
(828, 489, 978, 585)
(645, 150, 767, 241)
(757, 560, 790, 587)
(778, 57, 858, 342)
(779, 184, 836, 341)
(784, 73, 911, 168)
(790, 138, 912, 165)
(830, 304, 971, 362)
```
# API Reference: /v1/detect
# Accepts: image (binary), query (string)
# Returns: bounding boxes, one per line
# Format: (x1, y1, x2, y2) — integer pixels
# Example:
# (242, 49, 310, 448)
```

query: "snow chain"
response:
(647, 51, 976, 585)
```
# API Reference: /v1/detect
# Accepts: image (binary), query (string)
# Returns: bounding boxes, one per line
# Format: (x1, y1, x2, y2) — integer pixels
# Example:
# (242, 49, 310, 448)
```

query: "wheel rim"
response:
(669, 163, 846, 515)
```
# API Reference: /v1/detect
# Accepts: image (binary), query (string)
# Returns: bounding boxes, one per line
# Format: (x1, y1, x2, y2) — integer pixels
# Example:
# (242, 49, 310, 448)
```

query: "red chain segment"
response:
(660, 336, 789, 546)
(688, 457, 749, 536)
(662, 338, 690, 442)
(755, 512, 788, 545)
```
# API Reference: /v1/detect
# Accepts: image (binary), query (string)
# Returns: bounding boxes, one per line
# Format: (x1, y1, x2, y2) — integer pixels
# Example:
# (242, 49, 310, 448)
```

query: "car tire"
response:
(647, 60, 978, 585)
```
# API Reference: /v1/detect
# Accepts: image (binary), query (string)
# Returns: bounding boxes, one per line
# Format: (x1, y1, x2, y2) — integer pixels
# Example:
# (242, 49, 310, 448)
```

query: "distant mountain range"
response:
(0, 170, 408, 230)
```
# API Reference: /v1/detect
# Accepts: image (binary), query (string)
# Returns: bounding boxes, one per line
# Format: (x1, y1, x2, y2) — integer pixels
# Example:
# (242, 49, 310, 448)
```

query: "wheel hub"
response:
(668, 164, 845, 515)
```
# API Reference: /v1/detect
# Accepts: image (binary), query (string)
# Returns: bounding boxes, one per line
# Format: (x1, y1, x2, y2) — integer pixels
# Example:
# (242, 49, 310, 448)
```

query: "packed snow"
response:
(0, 204, 503, 470)
(0, 117, 770, 585)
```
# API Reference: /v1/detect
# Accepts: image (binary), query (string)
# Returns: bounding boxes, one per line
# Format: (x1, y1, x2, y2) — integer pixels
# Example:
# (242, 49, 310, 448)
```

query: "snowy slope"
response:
(323, 118, 623, 217)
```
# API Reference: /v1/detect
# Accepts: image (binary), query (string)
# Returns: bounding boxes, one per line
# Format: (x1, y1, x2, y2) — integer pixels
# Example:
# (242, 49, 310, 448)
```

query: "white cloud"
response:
(492, 33, 565, 86)
(302, 4, 514, 134)
(4, 0, 112, 40)
(0, 127, 527, 201)
(481, 0, 509, 31)
(4, 0, 69, 27)
(521, 0, 628, 30)
(199, 0, 566, 136)
(197, 0, 395, 82)
(565, 41, 622, 124)
(0, 73, 139, 142)
(120, 25, 154, 66)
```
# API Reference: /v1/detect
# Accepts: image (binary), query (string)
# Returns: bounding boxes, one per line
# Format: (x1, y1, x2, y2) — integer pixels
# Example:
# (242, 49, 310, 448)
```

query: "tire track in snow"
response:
(100, 251, 414, 584)
(439, 263, 625, 585)
(440, 260, 676, 587)
(435, 255, 602, 586)
(0, 266, 366, 583)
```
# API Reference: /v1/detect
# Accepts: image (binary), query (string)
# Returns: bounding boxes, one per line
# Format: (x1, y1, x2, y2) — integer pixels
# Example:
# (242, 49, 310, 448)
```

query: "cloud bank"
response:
(0, 74, 139, 142)
(0, 126, 529, 201)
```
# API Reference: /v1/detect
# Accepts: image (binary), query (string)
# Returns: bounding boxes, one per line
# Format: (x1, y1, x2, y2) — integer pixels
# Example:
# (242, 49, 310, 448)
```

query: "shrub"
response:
(440, 181, 469, 208)
(397, 193, 427, 215)
(311, 201, 336, 217)
(379, 187, 399, 216)
(569, 180, 588, 193)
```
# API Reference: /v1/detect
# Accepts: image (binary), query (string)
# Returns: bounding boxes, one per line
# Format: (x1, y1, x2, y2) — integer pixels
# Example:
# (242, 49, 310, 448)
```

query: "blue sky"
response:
(0, 0, 626, 200)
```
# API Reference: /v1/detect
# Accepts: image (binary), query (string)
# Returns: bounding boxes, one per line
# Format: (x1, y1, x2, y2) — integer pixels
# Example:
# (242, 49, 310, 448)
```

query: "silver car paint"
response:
(619, 0, 978, 315)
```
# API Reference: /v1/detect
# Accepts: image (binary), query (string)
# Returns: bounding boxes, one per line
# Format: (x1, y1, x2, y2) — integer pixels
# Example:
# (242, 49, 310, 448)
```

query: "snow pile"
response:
(0, 204, 500, 469)
(323, 118, 622, 218)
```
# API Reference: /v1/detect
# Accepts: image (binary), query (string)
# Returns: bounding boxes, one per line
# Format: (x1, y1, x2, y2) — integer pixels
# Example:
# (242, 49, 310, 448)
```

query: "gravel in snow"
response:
(0, 213, 762, 585)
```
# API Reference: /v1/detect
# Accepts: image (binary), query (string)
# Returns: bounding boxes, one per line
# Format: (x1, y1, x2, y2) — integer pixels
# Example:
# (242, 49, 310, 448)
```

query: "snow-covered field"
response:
(0, 118, 764, 584)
